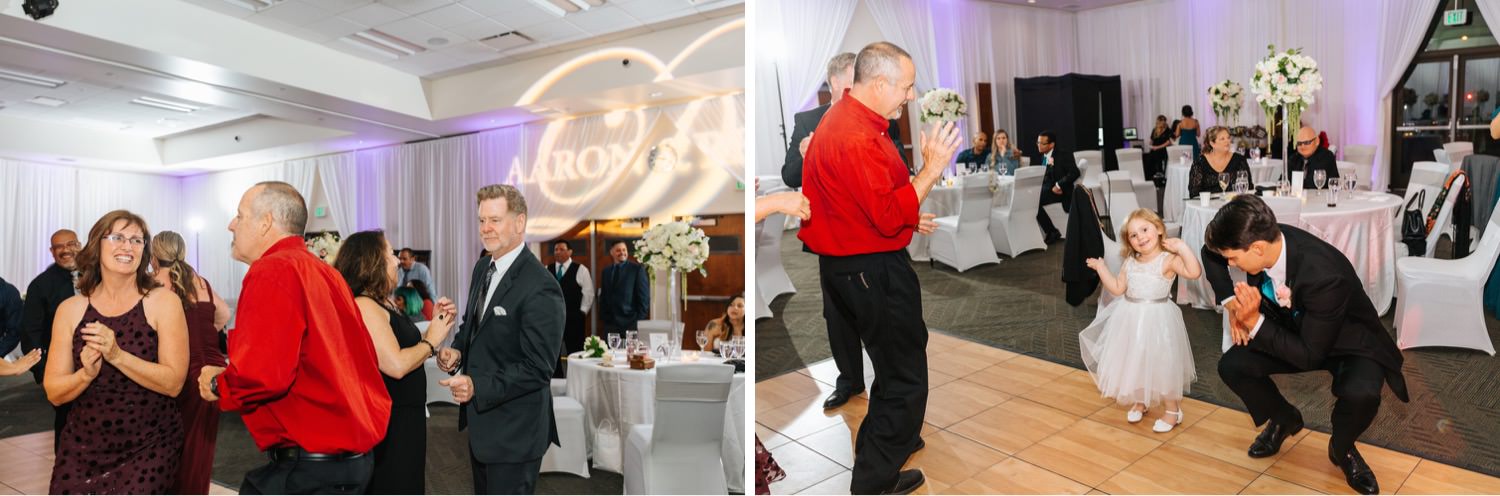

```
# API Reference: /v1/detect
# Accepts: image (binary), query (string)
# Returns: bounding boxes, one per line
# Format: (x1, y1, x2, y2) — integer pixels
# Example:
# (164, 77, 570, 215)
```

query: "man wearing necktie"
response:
(1201, 195, 1408, 495)
(546, 240, 593, 376)
(437, 185, 564, 494)
(1035, 131, 1079, 244)
(598, 240, 650, 336)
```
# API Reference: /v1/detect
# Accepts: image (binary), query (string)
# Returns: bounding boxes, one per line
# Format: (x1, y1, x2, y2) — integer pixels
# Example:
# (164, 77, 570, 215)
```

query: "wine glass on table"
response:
(696, 331, 709, 351)
(607, 332, 622, 358)
(1314, 169, 1327, 198)
(1345, 173, 1358, 199)
(1217, 172, 1231, 196)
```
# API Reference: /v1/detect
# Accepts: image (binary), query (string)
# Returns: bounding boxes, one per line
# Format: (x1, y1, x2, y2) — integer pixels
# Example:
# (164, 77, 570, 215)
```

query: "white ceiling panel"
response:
(380, 0, 458, 15)
(340, 2, 408, 27)
(461, 0, 559, 29)
(257, 1, 336, 27)
(414, 3, 484, 28)
(303, 16, 369, 41)
(316, 0, 378, 14)
(375, 17, 458, 49)
(523, 18, 586, 43)
(447, 17, 510, 40)
(564, 6, 639, 33)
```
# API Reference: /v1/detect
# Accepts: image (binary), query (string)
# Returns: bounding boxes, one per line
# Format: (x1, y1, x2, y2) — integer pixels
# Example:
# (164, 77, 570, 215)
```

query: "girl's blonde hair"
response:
(1119, 208, 1167, 259)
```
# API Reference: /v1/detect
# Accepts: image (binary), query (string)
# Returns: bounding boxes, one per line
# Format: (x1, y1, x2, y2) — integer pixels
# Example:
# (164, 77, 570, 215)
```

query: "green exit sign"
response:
(314, 206, 326, 218)
(1445, 9, 1470, 26)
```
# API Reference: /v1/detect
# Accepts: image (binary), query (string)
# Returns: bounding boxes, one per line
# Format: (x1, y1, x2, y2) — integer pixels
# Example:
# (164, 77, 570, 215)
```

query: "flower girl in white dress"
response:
(1080, 209, 1202, 433)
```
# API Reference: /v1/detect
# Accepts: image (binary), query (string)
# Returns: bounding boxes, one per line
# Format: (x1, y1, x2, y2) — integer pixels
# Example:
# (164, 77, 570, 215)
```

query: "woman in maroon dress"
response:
(152, 230, 230, 494)
(43, 210, 189, 495)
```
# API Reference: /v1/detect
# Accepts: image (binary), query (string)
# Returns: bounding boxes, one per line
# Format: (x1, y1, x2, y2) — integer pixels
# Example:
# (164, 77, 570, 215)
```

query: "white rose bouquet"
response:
(1250, 45, 1322, 144)
(634, 221, 711, 277)
(305, 233, 341, 265)
(583, 335, 607, 358)
(919, 88, 966, 123)
(1208, 80, 1243, 125)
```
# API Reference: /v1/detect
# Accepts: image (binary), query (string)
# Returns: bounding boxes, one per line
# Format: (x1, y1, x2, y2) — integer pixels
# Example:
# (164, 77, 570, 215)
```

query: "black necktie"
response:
(462, 262, 498, 375)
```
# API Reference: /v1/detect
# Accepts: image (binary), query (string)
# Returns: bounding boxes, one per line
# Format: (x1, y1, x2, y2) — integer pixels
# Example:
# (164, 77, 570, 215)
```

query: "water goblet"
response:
(696, 332, 709, 351)
(1313, 169, 1327, 196)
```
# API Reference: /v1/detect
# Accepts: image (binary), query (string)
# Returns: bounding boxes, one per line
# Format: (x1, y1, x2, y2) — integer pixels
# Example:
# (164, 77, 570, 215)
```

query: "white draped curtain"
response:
(1376, 0, 1444, 193)
(0, 160, 76, 290)
(751, 0, 857, 178)
(867, 0, 942, 170)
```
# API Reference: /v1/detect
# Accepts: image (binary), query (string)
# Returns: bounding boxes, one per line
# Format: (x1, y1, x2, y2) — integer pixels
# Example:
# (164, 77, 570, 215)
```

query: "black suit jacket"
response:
(781, 104, 906, 188)
(599, 261, 650, 330)
(1287, 147, 1339, 189)
(1062, 185, 1104, 305)
(453, 248, 565, 463)
(1202, 225, 1408, 401)
(21, 264, 73, 383)
(1042, 151, 1081, 211)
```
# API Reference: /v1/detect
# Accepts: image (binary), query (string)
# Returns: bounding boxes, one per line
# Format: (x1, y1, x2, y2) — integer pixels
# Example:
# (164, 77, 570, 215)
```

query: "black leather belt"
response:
(268, 446, 367, 462)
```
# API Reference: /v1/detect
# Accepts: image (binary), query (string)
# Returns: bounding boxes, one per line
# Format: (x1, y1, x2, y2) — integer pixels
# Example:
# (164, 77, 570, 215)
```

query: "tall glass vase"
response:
(668, 268, 683, 362)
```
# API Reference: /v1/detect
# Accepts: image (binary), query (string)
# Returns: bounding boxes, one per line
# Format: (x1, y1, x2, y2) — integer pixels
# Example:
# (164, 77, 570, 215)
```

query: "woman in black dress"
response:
(334, 230, 455, 494)
(1188, 125, 1252, 197)
(1146, 115, 1173, 180)
(45, 210, 189, 495)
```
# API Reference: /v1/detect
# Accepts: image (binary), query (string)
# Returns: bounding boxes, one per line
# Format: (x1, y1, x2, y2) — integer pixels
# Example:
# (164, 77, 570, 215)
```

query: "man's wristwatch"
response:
(209, 375, 219, 396)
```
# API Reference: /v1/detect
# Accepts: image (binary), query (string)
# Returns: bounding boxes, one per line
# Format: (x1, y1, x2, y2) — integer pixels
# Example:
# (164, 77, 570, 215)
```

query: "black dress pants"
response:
(1037, 188, 1067, 236)
(1218, 347, 1385, 456)
(820, 251, 929, 494)
(240, 452, 373, 495)
(469, 451, 542, 495)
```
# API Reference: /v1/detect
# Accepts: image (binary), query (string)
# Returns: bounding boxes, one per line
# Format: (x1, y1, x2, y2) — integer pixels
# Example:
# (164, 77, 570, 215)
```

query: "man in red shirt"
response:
(198, 181, 391, 494)
(799, 41, 960, 495)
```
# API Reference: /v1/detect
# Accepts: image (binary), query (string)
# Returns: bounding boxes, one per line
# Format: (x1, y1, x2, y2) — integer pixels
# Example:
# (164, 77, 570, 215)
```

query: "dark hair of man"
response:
(1038, 130, 1056, 144)
(1204, 195, 1281, 251)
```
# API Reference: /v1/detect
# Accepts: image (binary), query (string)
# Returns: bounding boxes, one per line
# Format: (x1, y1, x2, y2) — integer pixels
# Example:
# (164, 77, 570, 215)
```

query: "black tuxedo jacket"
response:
(1202, 225, 1408, 401)
(1287, 147, 1340, 189)
(1042, 150, 1081, 210)
(21, 264, 74, 383)
(453, 248, 565, 463)
(599, 261, 650, 330)
(780, 104, 906, 188)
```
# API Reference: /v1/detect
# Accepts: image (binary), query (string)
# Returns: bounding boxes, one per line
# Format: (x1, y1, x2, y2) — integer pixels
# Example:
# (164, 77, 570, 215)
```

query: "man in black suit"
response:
(547, 240, 593, 377)
(21, 228, 79, 451)
(780, 53, 906, 410)
(1288, 126, 1339, 189)
(780, 52, 907, 189)
(438, 185, 565, 494)
(598, 240, 649, 335)
(1202, 195, 1408, 495)
(1036, 130, 1080, 244)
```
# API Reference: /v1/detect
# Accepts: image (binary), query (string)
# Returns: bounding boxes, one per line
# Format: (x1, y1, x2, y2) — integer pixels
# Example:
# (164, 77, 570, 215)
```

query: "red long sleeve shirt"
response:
(216, 236, 391, 454)
(799, 91, 920, 255)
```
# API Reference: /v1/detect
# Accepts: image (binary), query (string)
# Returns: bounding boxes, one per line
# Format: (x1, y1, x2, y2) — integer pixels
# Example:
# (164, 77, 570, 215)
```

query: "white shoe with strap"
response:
(1153, 410, 1184, 433)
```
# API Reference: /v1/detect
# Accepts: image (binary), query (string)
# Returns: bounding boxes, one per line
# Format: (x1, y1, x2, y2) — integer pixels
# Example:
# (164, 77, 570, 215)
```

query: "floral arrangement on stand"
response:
(1208, 80, 1244, 125)
(305, 232, 341, 264)
(918, 88, 967, 123)
(1250, 45, 1323, 147)
(634, 221, 711, 360)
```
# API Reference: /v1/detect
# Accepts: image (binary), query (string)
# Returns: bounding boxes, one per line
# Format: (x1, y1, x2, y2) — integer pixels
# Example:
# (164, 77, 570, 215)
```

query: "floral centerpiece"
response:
(1250, 45, 1323, 147)
(1208, 80, 1244, 125)
(634, 221, 711, 360)
(583, 335, 607, 359)
(305, 232, 341, 264)
(918, 88, 967, 123)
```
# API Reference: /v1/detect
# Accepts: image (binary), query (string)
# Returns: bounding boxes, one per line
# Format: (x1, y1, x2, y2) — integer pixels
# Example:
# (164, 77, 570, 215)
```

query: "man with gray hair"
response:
(198, 181, 392, 494)
(437, 184, 564, 494)
(799, 41, 961, 494)
(780, 52, 906, 189)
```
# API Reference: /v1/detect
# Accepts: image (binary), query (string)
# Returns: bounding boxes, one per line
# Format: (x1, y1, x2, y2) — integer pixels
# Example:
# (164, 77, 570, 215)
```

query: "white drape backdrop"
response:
(1376, 0, 1444, 193)
(751, 0, 858, 179)
(0, 160, 77, 291)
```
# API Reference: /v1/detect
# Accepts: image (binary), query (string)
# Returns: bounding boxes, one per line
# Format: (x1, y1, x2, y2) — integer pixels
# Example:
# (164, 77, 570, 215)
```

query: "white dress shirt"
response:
(1221, 237, 1289, 339)
(553, 259, 595, 314)
(481, 243, 525, 315)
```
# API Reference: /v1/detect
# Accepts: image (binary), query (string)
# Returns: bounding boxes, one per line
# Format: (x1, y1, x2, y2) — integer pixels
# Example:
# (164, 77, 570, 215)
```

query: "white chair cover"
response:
(1444, 142, 1474, 168)
(1394, 198, 1500, 355)
(1433, 148, 1451, 166)
(1115, 148, 1157, 211)
(623, 363, 735, 495)
(1075, 151, 1105, 199)
(1405, 174, 1466, 258)
(1105, 171, 1180, 238)
(755, 205, 794, 320)
(424, 357, 457, 406)
(635, 320, 683, 358)
(931, 174, 1001, 271)
(991, 167, 1047, 256)
(1336, 161, 1358, 188)
(541, 395, 591, 477)
(1166, 145, 1194, 164)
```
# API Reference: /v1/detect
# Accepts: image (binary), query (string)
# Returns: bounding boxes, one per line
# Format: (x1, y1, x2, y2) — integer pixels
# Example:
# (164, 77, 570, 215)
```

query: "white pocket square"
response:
(493, 306, 508, 317)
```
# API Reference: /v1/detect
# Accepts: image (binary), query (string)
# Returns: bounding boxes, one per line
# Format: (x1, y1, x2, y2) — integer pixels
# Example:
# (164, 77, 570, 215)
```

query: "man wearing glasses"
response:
(21, 229, 81, 450)
(1036, 131, 1080, 245)
(1288, 126, 1339, 189)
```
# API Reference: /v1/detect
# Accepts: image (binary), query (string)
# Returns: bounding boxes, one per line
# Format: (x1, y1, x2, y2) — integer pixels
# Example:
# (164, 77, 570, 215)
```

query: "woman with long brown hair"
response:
(702, 293, 745, 354)
(151, 230, 229, 495)
(334, 230, 454, 494)
(44, 210, 188, 494)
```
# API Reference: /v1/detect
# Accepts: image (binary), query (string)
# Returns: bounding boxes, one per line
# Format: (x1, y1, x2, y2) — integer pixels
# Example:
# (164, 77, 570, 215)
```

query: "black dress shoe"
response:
(913, 438, 925, 453)
(1044, 232, 1062, 244)
(822, 389, 862, 409)
(882, 469, 925, 495)
(1330, 447, 1379, 495)
(1247, 418, 1303, 458)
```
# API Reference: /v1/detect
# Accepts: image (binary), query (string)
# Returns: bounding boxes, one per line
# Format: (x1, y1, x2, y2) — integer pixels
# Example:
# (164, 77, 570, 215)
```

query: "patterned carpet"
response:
(0, 376, 621, 494)
(756, 229, 1500, 478)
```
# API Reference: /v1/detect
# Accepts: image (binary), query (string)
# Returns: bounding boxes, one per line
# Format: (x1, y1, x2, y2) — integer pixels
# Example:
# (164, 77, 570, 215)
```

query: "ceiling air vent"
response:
(480, 31, 535, 52)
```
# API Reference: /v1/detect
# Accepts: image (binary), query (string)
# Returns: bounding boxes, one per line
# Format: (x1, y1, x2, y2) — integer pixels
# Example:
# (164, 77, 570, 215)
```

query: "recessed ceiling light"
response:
(131, 96, 200, 113)
(1028, 0, 1036, 3)
(0, 68, 66, 88)
(26, 96, 67, 107)
(529, 0, 581, 16)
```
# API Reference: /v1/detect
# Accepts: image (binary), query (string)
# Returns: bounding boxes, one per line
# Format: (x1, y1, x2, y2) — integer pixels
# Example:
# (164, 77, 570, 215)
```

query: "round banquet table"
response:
(1177, 191, 1402, 316)
(1164, 160, 1280, 223)
(909, 174, 1014, 261)
(566, 356, 746, 492)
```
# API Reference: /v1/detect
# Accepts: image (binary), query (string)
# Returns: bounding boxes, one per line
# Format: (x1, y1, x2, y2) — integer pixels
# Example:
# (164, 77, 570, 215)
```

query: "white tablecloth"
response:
(1177, 191, 1402, 315)
(1165, 161, 1280, 223)
(566, 357, 746, 492)
(908, 175, 1014, 261)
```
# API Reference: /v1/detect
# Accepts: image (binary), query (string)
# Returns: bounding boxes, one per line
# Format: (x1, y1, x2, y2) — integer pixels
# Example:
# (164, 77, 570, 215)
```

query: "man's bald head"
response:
(49, 229, 79, 270)
(1295, 126, 1319, 158)
(850, 41, 917, 119)
(853, 42, 911, 85)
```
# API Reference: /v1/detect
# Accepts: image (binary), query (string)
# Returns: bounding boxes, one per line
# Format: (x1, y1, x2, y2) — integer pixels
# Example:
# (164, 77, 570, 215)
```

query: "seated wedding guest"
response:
(150, 230, 230, 495)
(1037, 130, 1081, 244)
(1188, 126, 1252, 197)
(199, 181, 392, 494)
(45, 210, 189, 494)
(395, 287, 428, 323)
(22, 228, 81, 449)
(336, 230, 455, 495)
(702, 293, 745, 354)
(1287, 126, 1339, 190)
(1147, 115, 1173, 179)
(408, 279, 436, 321)
(988, 129, 1022, 175)
(955, 131, 991, 167)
